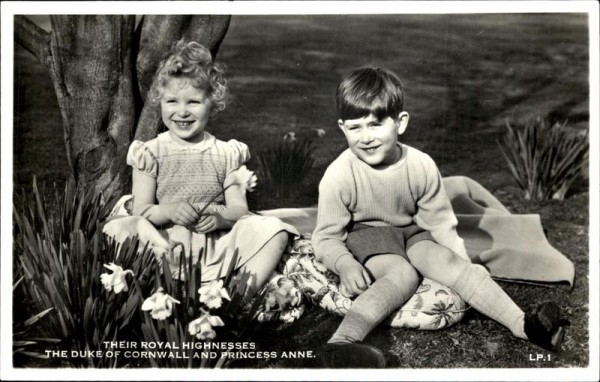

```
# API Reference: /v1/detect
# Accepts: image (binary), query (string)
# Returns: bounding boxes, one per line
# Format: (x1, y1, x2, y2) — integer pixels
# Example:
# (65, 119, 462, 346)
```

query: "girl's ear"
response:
(396, 112, 410, 135)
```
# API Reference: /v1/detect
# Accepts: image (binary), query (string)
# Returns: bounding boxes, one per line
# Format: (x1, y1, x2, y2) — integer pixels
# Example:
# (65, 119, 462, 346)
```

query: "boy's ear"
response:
(396, 111, 410, 135)
(337, 119, 345, 132)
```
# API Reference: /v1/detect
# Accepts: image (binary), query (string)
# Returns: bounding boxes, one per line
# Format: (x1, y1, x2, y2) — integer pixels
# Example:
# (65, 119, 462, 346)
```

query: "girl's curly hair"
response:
(150, 40, 229, 118)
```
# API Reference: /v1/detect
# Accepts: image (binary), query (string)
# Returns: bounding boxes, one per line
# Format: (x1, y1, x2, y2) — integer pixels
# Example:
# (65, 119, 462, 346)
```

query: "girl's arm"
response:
(194, 183, 249, 233)
(131, 171, 199, 226)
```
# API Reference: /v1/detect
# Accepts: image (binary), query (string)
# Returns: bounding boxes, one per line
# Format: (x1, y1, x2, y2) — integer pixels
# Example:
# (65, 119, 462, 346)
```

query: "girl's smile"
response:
(160, 77, 213, 145)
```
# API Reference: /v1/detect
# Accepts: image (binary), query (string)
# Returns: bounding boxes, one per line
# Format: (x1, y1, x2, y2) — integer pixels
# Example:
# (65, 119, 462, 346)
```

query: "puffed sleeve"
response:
(126, 140, 158, 178)
(224, 139, 251, 175)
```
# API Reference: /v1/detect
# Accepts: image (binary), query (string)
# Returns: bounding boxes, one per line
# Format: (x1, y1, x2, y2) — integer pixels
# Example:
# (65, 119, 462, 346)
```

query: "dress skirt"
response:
(164, 214, 299, 281)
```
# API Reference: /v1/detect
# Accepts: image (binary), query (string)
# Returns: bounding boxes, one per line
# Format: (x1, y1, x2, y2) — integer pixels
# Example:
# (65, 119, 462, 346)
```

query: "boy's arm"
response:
(414, 156, 470, 260)
(312, 171, 356, 273)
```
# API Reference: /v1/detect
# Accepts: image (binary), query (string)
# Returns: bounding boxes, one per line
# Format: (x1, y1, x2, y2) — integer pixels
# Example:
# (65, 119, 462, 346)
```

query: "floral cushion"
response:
(256, 235, 468, 330)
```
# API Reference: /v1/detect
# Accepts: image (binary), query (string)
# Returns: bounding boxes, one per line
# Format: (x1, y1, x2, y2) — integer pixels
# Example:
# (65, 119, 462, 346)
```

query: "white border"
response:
(0, 0, 597, 15)
(2, 1, 598, 381)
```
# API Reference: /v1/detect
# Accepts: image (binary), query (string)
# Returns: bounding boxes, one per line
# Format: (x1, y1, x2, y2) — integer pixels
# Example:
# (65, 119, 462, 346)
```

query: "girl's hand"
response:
(194, 213, 226, 234)
(167, 202, 200, 226)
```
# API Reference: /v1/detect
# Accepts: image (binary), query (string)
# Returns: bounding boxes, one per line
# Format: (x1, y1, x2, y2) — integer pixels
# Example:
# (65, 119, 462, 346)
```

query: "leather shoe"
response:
(316, 342, 386, 368)
(524, 302, 570, 352)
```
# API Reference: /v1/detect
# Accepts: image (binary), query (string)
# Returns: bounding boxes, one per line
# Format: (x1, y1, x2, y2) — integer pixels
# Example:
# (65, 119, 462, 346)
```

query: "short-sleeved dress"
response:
(126, 131, 298, 281)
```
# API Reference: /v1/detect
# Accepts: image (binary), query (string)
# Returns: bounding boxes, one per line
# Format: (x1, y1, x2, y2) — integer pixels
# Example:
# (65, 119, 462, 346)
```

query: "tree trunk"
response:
(48, 15, 136, 198)
(14, 15, 231, 197)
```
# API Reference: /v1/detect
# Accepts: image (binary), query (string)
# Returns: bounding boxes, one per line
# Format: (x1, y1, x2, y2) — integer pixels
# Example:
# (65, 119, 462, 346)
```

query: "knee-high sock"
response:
(450, 264, 526, 339)
(329, 277, 416, 344)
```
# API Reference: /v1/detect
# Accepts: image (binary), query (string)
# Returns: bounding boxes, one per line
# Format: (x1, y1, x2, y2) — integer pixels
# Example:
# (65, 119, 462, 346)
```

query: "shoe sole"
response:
(550, 325, 566, 352)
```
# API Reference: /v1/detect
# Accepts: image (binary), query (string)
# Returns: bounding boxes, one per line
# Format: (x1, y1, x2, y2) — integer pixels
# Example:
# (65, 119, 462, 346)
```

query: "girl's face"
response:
(161, 77, 212, 144)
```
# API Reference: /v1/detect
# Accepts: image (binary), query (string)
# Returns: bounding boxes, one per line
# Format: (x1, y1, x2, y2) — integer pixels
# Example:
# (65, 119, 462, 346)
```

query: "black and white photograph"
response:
(1, 1, 598, 381)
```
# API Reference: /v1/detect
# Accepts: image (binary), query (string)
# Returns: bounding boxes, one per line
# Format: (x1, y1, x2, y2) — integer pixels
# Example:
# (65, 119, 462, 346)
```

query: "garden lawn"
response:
(13, 14, 589, 368)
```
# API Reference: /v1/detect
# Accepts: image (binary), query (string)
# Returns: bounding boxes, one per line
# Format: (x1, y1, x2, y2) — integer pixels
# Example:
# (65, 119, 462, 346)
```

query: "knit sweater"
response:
(312, 143, 468, 273)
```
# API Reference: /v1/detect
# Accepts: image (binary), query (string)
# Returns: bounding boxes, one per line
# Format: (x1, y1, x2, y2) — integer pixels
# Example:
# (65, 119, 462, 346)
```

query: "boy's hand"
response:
(337, 256, 372, 297)
(194, 213, 226, 234)
(167, 202, 200, 226)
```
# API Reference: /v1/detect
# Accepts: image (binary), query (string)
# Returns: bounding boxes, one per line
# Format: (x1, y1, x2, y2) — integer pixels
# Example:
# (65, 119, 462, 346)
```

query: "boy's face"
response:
(338, 112, 409, 168)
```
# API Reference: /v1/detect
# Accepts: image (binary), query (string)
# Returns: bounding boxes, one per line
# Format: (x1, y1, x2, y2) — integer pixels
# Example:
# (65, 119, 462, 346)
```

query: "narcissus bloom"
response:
(223, 165, 257, 193)
(198, 279, 231, 309)
(283, 131, 297, 142)
(312, 128, 326, 137)
(100, 263, 134, 294)
(188, 310, 225, 340)
(141, 288, 180, 320)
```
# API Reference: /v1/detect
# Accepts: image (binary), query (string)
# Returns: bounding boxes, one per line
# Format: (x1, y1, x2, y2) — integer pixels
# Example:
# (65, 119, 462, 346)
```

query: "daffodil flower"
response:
(141, 287, 180, 320)
(223, 165, 258, 193)
(283, 131, 297, 142)
(312, 128, 326, 137)
(198, 279, 231, 309)
(264, 277, 301, 311)
(188, 310, 225, 340)
(100, 263, 134, 294)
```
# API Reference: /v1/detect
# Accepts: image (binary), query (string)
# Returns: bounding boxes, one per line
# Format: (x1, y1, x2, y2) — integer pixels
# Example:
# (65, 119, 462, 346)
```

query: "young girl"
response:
(126, 40, 298, 296)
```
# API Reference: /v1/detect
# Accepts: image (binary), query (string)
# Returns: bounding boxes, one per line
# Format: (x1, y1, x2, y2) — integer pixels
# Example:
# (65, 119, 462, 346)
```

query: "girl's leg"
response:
(329, 254, 420, 344)
(407, 240, 527, 338)
(236, 231, 289, 299)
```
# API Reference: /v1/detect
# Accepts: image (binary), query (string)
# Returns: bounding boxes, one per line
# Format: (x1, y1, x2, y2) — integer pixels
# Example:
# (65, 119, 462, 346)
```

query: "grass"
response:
(13, 14, 590, 368)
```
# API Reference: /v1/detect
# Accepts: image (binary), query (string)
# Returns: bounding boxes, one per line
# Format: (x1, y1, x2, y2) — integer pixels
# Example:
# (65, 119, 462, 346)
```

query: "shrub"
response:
(12, 275, 60, 366)
(257, 138, 315, 200)
(498, 117, 588, 201)
(13, 178, 158, 367)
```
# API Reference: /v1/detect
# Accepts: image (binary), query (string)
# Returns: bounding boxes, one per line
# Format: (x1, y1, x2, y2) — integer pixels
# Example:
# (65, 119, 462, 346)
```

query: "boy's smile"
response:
(161, 77, 213, 145)
(338, 112, 409, 168)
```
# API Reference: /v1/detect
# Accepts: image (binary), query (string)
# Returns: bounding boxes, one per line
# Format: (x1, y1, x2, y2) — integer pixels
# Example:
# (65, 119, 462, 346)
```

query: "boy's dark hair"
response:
(336, 66, 405, 121)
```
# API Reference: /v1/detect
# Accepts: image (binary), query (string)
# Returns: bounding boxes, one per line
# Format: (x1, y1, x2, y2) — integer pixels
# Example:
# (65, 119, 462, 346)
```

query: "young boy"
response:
(312, 66, 568, 368)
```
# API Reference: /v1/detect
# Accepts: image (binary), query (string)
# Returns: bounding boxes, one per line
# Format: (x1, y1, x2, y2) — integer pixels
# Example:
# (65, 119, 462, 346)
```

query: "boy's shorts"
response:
(346, 223, 434, 264)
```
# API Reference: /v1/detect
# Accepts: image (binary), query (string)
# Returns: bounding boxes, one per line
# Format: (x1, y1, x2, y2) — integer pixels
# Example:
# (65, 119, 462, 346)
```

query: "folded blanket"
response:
(260, 176, 575, 286)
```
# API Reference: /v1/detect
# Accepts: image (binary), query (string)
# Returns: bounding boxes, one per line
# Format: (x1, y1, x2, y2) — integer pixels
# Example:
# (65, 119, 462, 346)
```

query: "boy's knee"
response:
(431, 245, 464, 267)
(401, 264, 419, 288)
(388, 258, 419, 288)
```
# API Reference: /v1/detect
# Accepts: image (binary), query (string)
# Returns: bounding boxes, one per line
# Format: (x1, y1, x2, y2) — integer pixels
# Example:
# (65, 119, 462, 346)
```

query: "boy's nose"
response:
(360, 130, 374, 143)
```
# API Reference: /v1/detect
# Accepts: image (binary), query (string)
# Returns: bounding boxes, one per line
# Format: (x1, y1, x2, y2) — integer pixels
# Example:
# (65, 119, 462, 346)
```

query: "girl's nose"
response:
(176, 104, 190, 117)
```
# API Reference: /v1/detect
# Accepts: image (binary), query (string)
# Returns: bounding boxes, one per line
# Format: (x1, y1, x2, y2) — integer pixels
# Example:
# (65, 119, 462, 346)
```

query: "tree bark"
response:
(14, 15, 51, 66)
(43, 15, 137, 198)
